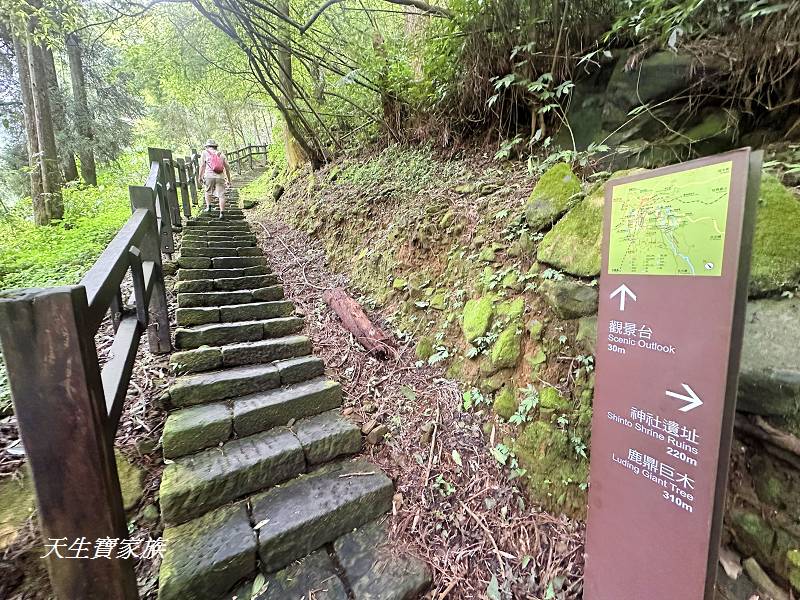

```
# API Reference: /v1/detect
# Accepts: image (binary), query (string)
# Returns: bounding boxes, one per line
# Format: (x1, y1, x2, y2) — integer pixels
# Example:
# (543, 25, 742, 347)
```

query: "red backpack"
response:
(207, 150, 224, 174)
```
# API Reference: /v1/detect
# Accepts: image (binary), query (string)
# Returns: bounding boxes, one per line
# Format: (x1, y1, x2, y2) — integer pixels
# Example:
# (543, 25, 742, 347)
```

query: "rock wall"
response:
(276, 153, 800, 593)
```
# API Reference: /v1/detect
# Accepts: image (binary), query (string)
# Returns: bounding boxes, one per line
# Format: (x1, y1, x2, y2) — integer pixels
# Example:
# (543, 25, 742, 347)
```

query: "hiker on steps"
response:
(198, 139, 232, 219)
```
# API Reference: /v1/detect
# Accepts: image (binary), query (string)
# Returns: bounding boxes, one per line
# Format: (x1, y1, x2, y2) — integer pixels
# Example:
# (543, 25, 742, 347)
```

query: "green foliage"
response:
(0, 153, 147, 289)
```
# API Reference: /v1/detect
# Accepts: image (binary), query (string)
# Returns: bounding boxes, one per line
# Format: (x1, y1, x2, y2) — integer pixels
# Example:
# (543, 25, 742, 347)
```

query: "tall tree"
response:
(43, 45, 79, 182)
(11, 31, 46, 223)
(27, 28, 63, 221)
(66, 32, 96, 185)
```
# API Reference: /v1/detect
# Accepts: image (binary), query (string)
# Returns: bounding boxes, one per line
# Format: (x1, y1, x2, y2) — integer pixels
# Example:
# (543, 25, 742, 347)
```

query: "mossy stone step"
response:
(168, 356, 324, 408)
(177, 286, 283, 308)
(168, 363, 280, 408)
(252, 459, 393, 572)
(208, 239, 256, 248)
(292, 410, 361, 465)
(180, 247, 240, 258)
(175, 274, 280, 294)
(182, 233, 255, 241)
(171, 328, 308, 372)
(174, 320, 264, 349)
(158, 501, 255, 600)
(185, 221, 250, 231)
(221, 335, 311, 368)
(211, 256, 267, 269)
(163, 403, 232, 459)
(231, 551, 348, 600)
(176, 301, 294, 327)
(334, 518, 432, 600)
(178, 266, 270, 281)
(160, 427, 305, 524)
(233, 377, 342, 437)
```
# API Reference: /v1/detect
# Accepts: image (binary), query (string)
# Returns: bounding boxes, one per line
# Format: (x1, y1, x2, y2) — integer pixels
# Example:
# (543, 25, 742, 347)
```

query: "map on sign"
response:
(608, 161, 732, 276)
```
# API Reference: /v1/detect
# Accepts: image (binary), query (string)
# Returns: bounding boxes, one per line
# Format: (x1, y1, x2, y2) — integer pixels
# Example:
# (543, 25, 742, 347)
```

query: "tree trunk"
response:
(27, 35, 63, 221)
(12, 32, 46, 224)
(277, 0, 311, 170)
(66, 33, 97, 186)
(43, 47, 78, 182)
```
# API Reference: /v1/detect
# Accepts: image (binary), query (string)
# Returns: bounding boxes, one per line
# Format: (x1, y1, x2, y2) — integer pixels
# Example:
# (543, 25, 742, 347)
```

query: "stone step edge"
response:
(157, 459, 393, 600)
(161, 377, 343, 458)
(159, 413, 362, 525)
(172, 331, 310, 369)
(165, 355, 326, 409)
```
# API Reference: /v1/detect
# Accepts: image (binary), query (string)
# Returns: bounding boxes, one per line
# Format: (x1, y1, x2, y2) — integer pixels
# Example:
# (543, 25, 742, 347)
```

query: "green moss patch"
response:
(514, 421, 589, 518)
(491, 324, 523, 369)
(537, 184, 604, 277)
(525, 163, 581, 231)
(493, 386, 518, 419)
(462, 296, 494, 343)
(749, 174, 800, 295)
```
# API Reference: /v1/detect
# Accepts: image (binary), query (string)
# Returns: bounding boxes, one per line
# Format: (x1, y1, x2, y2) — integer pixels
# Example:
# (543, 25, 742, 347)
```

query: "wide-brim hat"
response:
(205, 139, 218, 148)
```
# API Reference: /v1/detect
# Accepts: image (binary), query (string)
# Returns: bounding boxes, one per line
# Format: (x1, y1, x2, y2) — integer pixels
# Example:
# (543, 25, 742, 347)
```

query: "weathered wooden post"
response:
(0, 287, 139, 600)
(175, 158, 191, 218)
(162, 157, 181, 228)
(148, 148, 181, 228)
(185, 155, 199, 206)
(146, 157, 174, 256)
(249, 145, 254, 171)
(130, 186, 171, 354)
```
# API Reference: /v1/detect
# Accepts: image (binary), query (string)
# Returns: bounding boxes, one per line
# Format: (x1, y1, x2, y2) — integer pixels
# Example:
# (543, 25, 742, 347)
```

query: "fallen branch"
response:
(734, 414, 800, 457)
(322, 287, 396, 359)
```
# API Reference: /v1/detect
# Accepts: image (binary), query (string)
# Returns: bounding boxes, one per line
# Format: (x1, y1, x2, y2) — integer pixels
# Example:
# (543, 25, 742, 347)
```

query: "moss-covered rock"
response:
(525, 163, 582, 231)
(576, 316, 598, 354)
(493, 386, 518, 419)
(514, 421, 589, 518)
(749, 174, 800, 296)
(497, 296, 525, 321)
(540, 278, 599, 319)
(537, 184, 604, 276)
(116, 451, 145, 511)
(539, 387, 570, 413)
(479, 246, 496, 262)
(491, 324, 523, 369)
(462, 296, 494, 343)
(415, 336, 435, 361)
(528, 319, 544, 341)
(731, 510, 776, 567)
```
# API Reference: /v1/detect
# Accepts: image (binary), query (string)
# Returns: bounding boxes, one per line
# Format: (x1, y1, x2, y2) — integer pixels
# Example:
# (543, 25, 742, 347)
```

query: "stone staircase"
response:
(157, 186, 430, 599)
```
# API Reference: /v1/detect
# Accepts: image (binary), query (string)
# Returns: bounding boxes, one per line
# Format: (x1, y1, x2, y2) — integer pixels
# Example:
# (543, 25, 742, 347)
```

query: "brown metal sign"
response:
(584, 149, 762, 599)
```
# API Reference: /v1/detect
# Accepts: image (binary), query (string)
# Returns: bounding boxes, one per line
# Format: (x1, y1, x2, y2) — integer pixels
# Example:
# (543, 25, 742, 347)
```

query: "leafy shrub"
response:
(0, 153, 147, 289)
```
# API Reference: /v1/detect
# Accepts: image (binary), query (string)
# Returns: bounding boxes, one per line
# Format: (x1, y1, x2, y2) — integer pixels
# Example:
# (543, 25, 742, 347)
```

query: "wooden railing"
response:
(0, 146, 202, 599)
(226, 143, 269, 174)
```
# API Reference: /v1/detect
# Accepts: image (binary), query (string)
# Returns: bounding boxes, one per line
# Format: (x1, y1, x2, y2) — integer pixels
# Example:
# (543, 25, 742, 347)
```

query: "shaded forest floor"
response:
(252, 217, 585, 599)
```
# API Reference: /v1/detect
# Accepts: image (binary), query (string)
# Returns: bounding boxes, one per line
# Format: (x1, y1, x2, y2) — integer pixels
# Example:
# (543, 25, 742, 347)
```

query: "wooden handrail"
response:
(0, 147, 197, 600)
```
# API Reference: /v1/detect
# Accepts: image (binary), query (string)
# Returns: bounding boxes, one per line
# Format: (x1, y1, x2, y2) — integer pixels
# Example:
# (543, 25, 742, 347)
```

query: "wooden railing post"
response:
(249, 145, 254, 171)
(0, 287, 139, 600)
(175, 158, 191, 218)
(161, 157, 181, 227)
(130, 186, 171, 354)
(185, 156, 198, 206)
(148, 149, 175, 256)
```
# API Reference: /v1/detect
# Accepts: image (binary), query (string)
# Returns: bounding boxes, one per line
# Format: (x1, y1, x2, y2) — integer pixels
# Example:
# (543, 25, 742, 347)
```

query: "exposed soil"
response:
(253, 217, 586, 599)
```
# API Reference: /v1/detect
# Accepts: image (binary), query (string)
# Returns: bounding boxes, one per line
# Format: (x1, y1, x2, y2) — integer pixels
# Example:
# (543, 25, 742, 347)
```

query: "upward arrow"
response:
(609, 284, 637, 311)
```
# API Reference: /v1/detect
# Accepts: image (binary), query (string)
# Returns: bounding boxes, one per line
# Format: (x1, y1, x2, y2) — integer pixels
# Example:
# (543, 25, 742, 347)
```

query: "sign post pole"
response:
(584, 148, 762, 599)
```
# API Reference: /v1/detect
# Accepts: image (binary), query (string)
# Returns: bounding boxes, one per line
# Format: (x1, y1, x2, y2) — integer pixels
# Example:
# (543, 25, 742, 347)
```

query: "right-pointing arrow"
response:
(666, 384, 703, 412)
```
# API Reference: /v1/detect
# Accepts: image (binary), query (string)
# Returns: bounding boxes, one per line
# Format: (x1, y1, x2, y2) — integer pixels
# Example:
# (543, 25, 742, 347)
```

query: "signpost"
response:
(584, 149, 762, 599)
